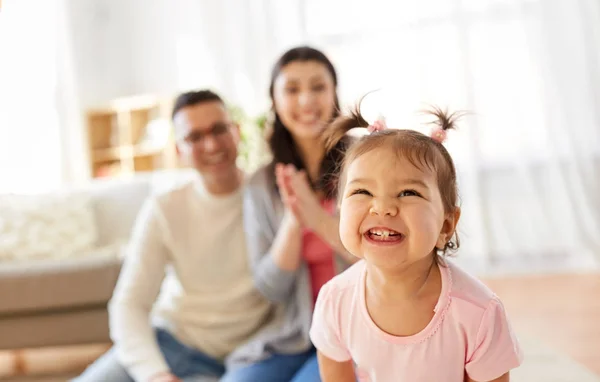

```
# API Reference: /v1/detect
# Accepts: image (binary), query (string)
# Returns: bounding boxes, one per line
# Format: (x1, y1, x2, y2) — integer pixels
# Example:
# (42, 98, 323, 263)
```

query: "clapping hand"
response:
(275, 163, 327, 232)
(275, 163, 357, 263)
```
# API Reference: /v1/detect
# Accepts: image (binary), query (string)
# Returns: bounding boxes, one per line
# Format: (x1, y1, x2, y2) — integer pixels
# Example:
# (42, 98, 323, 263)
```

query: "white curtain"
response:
(0, 0, 62, 193)
(0, 0, 86, 193)
(298, 0, 600, 268)
(55, 0, 89, 186)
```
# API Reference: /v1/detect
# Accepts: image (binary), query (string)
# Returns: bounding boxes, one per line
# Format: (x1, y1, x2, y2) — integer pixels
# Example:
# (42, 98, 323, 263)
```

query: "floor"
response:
(0, 344, 107, 381)
(483, 271, 600, 376)
(1, 271, 599, 381)
(511, 334, 599, 381)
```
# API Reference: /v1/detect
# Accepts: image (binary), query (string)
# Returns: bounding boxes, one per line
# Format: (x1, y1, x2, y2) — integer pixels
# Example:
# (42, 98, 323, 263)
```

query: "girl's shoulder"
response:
(444, 260, 499, 311)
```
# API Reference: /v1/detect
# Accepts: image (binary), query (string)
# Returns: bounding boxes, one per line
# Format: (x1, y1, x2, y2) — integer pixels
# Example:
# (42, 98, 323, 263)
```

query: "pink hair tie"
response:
(431, 127, 447, 143)
(367, 116, 387, 134)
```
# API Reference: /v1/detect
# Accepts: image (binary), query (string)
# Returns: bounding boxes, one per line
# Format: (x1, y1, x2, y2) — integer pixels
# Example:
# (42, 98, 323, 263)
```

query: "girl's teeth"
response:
(370, 230, 400, 239)
(368, 229, 402, 242)
(371, 229, 397, 237)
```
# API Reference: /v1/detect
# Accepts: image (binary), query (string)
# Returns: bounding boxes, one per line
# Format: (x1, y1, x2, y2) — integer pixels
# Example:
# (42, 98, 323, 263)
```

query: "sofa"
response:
(0, 169, 196, 350)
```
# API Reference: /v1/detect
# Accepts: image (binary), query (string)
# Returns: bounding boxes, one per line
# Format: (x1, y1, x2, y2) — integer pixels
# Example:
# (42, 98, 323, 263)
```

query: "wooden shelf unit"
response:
(86, 94, 177, 178)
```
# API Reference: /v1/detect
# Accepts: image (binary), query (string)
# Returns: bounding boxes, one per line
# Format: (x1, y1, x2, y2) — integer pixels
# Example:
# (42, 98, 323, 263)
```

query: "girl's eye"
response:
(312, 84, 326, 92)
(285, 87, 298, 94)
(351, 188, 372, 196)
(399, 189, 421, 197)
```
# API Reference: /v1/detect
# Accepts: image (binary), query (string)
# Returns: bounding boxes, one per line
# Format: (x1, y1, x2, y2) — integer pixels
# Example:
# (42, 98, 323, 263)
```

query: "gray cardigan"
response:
(226, 165, 349, 367)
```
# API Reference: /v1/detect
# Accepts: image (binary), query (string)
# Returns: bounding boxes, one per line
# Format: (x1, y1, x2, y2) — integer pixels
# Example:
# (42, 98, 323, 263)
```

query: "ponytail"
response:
(324, 103, 370, 152)
(422, 105, 465, 144)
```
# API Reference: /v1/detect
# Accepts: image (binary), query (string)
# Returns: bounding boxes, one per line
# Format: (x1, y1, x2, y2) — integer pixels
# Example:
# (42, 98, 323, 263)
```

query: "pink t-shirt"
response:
(310, 260, 523, 382)
(302, 199, 336, 304)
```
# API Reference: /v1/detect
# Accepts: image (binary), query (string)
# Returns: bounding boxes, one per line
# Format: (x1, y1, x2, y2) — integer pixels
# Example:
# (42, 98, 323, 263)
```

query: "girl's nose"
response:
(369, 198, 398, 217)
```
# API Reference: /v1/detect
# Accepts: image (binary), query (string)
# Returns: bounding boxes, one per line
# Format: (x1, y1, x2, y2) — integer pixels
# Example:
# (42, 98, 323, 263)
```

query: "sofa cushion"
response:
(0, 249, 122, 316)
(0, 192, 97, 262)
(0, 308, 112, 349)
(87, 176, 152, 247)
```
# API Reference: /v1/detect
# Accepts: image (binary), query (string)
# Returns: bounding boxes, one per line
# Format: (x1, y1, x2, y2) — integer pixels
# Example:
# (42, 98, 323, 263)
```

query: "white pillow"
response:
(0, 192, 98, 262)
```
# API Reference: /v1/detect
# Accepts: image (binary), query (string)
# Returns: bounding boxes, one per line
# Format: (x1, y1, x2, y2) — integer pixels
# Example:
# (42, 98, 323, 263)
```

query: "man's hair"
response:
(171, 90, 224, 120)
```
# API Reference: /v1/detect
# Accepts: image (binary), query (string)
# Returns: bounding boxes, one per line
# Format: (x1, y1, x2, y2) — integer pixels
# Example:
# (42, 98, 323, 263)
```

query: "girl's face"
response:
(272, 60, 336, 142)
(339, 147, 459, 272)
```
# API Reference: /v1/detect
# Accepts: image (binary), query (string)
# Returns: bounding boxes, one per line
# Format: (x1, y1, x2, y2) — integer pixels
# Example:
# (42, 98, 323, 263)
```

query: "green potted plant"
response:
(228, 104, 270, 173)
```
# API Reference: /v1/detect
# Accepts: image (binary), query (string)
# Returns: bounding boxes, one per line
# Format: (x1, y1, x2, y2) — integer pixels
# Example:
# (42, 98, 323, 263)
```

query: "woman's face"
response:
(272, 60, 337, 141)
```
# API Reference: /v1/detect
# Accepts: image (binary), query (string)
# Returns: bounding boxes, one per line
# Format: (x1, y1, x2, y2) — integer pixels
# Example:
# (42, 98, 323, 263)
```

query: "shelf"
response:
(92, 144, 167, 162)
(85, 94, 176, 179)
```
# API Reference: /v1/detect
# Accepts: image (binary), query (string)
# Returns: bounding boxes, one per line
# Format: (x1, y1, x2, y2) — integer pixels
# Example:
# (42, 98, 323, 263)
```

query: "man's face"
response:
(173, 101, 240, 180)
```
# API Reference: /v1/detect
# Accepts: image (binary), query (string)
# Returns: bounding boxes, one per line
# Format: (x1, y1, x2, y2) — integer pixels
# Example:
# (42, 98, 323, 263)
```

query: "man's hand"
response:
(148, 371, 182, 382)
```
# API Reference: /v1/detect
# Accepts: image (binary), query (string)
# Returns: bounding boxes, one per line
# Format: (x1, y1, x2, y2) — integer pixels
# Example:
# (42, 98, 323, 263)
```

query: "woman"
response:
(230, 46, 357, 381)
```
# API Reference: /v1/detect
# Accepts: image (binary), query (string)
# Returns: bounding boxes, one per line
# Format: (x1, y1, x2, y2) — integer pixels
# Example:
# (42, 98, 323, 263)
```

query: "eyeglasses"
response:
(178, 122, 232, 145)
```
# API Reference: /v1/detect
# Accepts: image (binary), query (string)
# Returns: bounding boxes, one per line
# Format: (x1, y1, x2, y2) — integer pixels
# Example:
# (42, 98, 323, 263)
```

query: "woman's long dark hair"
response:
(267, 46, 350, 199)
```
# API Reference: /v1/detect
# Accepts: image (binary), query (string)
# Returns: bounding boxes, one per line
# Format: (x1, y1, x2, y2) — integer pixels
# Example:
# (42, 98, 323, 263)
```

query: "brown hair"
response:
(267, 46, 349, 198)
(324, 103, 464, 256)
(171, 90, 224, 120)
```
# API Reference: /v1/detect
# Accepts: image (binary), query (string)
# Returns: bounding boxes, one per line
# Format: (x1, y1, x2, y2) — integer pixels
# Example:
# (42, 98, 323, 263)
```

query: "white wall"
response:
(66, 0, 136, 107)
(65, 0, 306, 113)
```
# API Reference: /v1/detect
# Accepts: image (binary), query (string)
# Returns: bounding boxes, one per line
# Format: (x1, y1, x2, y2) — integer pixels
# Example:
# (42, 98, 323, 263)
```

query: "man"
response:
(74, 90, 273, 382)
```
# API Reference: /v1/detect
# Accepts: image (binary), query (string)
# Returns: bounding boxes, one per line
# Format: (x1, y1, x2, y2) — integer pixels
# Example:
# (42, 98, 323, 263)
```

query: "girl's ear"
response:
(436, 207, 461, 249)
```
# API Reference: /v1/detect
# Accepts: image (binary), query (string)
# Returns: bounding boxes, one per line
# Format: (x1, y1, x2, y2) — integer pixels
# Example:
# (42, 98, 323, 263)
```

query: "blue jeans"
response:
(222, 347, 320, 382)
(73, 328, 320, 382)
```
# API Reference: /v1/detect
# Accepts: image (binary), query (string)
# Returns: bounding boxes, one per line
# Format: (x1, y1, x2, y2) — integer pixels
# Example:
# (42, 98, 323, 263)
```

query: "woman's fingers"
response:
(288, 170, 313, 203)
(287, 195, 305, 224)
(276, 163, 300, 209)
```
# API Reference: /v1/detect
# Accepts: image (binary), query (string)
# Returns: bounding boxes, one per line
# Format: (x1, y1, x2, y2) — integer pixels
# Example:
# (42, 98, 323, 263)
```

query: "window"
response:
(303, 0, 561, 167)
(0, 0, 62, 193)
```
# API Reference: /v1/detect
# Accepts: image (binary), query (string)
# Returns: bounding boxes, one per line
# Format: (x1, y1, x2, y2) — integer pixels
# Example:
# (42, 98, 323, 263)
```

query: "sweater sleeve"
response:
(243, 169, 297, 303)
(108, 198, 171, 382)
